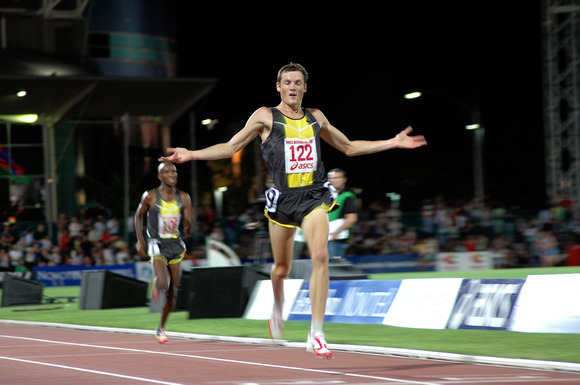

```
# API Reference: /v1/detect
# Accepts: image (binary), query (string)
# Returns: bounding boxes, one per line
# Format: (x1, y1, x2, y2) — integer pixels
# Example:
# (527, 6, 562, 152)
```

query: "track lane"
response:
(1, 323, 579, 385)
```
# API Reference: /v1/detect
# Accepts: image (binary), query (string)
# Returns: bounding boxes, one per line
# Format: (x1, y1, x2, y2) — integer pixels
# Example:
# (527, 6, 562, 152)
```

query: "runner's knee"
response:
(310, 248, 329, 266)
(271, 262, 291, 279)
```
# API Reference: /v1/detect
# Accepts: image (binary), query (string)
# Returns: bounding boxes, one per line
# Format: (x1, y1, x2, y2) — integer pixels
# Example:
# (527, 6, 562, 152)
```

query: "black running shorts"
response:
(264, 182, 338, 228)
(148, 238, 186, 265)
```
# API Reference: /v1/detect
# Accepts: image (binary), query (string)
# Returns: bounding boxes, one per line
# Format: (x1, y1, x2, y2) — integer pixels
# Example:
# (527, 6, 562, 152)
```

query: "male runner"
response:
(135, 162, 194, 343)
(159, 62, 427, 358)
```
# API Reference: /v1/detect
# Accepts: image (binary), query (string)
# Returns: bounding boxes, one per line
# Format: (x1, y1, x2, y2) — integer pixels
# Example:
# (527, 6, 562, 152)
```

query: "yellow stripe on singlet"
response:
(159, 199, 180, 215)
(283, 115, 316, 188)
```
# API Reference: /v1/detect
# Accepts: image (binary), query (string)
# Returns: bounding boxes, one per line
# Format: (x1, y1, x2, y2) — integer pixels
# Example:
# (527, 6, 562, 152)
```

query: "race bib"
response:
(265, 187, 280, 213)
(159, 214, 180, 238)
(284, 137, 318, 174)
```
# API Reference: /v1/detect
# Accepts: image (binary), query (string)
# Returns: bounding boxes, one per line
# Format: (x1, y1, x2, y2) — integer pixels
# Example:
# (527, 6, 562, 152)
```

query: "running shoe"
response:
(155, 326, 169, 344)
(268, 310, 284, 341)
(307, 332, 334, 359)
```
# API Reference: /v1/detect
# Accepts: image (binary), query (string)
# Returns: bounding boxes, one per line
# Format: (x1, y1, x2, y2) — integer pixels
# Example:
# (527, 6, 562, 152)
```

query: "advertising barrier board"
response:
(509, 274, 580, 333)
(243, 279, 304, 320)
(34, 260, 193, 286)
(446, 278, 525, 330)
(288, 279, 401, 324)
(436, 251, 493, 271)
(344, 254, 434, 273)
(382, 278, 463, 329)
(34, 264, 137, 287)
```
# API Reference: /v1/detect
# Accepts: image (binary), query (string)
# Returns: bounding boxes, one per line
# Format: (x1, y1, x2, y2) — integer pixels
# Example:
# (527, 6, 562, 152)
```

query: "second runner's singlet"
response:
(146, 188, 183, 239)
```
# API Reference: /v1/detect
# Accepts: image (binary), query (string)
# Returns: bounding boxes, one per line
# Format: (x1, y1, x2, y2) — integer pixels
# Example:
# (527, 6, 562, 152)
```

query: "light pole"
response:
(214, 186, 228, 218)
(466, 107, 485, 207)
(404, 90, 485, 205)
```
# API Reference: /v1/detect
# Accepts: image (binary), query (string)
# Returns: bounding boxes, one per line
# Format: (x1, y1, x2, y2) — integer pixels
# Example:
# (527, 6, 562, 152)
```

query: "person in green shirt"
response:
(327, 168, 358, 259)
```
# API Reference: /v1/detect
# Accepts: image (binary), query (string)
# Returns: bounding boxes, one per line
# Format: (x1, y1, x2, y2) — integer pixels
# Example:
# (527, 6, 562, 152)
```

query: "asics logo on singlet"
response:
(290, 162, 314, 171)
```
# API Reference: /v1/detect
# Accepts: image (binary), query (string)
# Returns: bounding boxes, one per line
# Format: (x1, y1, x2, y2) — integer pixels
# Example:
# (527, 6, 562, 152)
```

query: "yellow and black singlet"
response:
(146, 188, 183, 239)
(261, 107, 326, 189)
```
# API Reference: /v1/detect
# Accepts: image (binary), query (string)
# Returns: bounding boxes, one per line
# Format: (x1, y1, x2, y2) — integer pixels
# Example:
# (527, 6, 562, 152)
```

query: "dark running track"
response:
(1, 322, 579, 385)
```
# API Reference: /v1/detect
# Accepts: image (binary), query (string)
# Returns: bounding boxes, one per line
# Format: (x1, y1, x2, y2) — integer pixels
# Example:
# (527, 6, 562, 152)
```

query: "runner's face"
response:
(277, 71, 306, 106)
(159, 164, 178, 186)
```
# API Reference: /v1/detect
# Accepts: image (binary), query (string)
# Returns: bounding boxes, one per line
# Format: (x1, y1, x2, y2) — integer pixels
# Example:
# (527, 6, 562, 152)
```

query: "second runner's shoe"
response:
(155, 326, 169, 344)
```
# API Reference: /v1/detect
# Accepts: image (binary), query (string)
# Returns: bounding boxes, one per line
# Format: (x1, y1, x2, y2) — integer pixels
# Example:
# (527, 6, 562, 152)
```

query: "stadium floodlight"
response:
(0, 114, 39, 123)
(404, 91, 422, 99)
(202, 118, 219, 130)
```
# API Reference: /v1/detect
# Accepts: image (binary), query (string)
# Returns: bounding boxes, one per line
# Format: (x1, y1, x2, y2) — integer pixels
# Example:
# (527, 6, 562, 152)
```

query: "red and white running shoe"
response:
(155, 326, 169, 344)
(307, 332, 334, 359)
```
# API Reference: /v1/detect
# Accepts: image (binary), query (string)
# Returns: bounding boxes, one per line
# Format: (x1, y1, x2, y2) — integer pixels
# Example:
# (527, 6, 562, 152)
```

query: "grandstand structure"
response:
(542, 0, 580, 211)
(0, 1, 216, 242)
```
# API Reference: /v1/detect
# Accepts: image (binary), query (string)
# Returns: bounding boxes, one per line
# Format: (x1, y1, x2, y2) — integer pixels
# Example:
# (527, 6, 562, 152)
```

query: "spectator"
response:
(59, 229, 70, 251)
(33, 224, 46, 241)
(106, 216, 120, 236)
(79, 233, 94, 264)
(86, 225, 101, 243)
(369, 213, 389, 238)
(115, 245, 131, 264)
(21, 226, 35, 247)
(1, 224, 14, 251)
(126, 210, 136, 245)
(57, 213, 68, 239)
(223, 213, 240, 246)
(412, 235, 439, 270)
(94, 215, 106, 239)
(68, 217, 83, 237)
(48, 246, 62, 265)
(490, 234, 510, 268)
(14, 259, 29, 274)
(536, 230, 561, 267)
(23, 243, 36, 269)
(420, 198, 436, 236)
(102, 243, 116, 265)
(0, 248, 9, 269)
(327, 168, 358, 259)
(38, 233, 52, 251)
(454, 207, 470, 233)
(68, 248, 83, 265)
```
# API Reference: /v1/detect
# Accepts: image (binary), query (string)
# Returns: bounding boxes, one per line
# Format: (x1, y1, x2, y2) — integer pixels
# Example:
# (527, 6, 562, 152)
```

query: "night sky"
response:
(173, 2, 546, 212)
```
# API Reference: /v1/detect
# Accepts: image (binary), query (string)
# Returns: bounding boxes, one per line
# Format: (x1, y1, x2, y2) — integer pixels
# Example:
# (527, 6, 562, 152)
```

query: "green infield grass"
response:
(1, 266, 579, 363)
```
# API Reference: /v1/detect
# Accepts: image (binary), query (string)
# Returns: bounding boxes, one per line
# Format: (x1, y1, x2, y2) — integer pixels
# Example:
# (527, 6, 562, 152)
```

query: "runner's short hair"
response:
(277, 62, 308, 84)
(158, 162, 174, 174)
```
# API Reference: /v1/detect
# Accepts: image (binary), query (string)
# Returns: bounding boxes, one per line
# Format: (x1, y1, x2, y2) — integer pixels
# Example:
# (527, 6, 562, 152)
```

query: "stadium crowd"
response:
(1, 196, 578, 275)
(345, 197, 576, 269)
(0, 214, 135, 274)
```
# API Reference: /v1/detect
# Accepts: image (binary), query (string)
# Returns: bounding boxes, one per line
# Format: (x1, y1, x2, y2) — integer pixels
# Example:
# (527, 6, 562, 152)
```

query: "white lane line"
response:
(0, 334, 440, 385)
(0, 355, 183, 385)
(437, 377, 578, 385)
(432, 374, 580, 384)
(441, 375, 548, 380)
